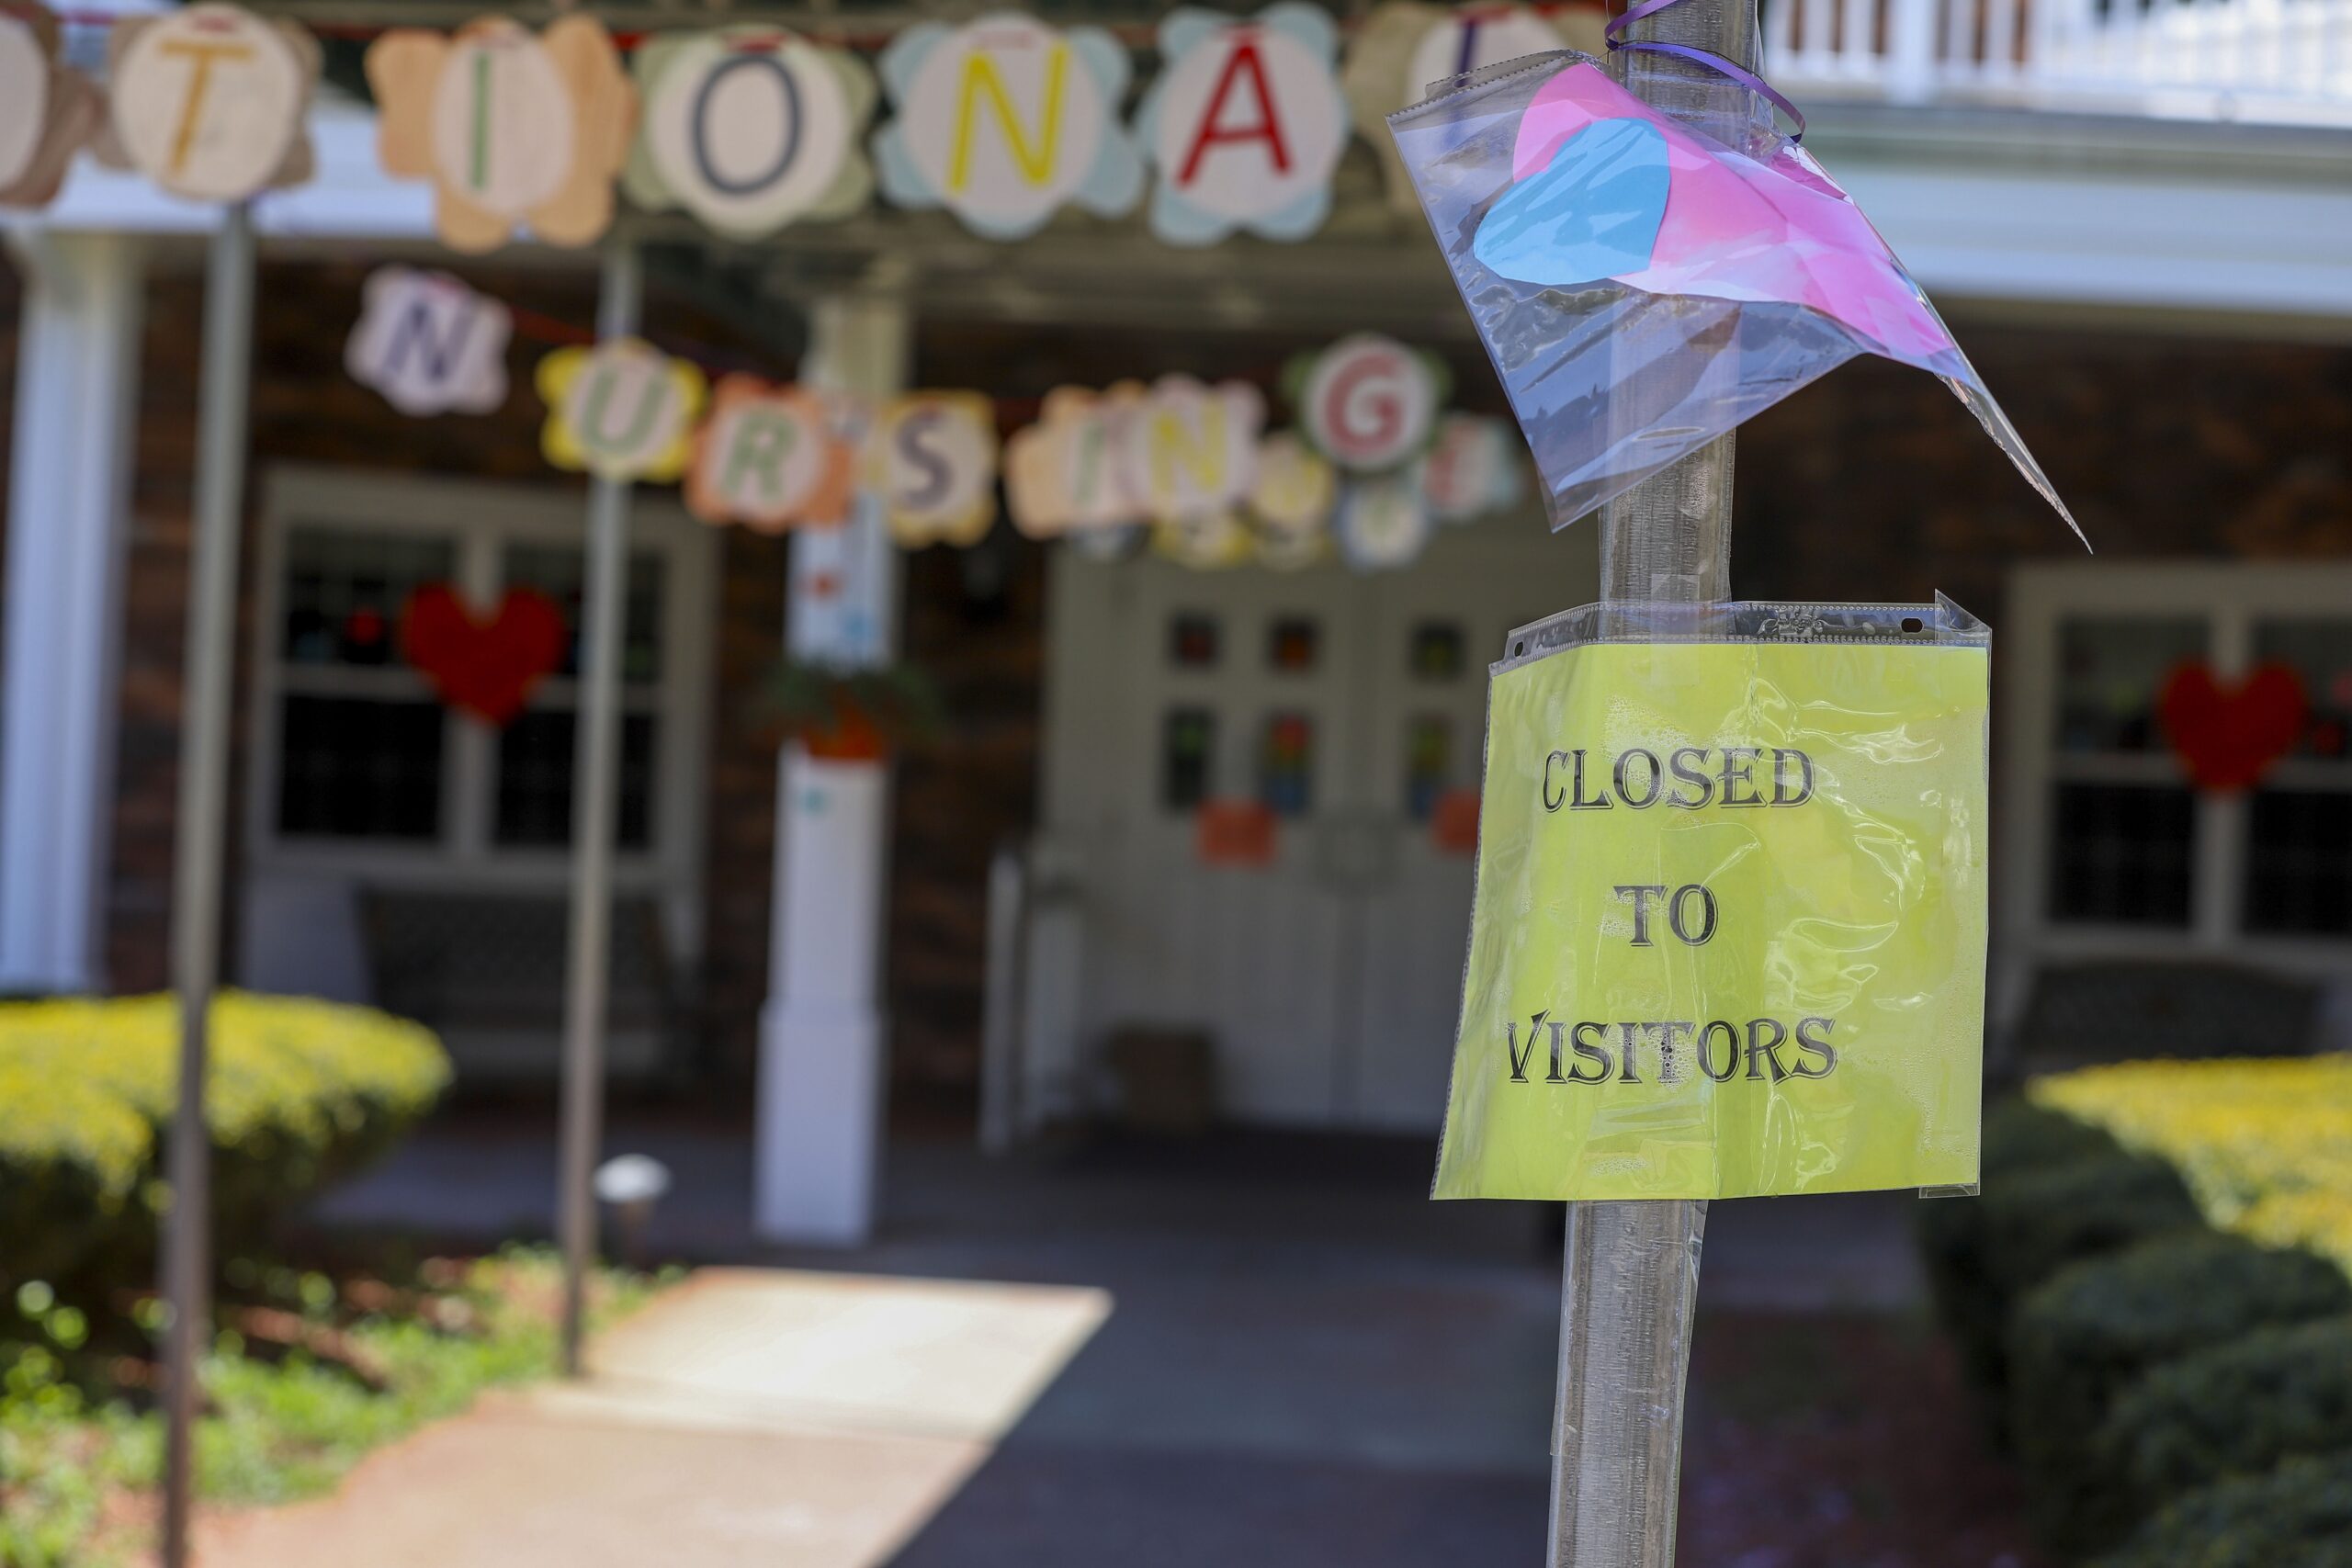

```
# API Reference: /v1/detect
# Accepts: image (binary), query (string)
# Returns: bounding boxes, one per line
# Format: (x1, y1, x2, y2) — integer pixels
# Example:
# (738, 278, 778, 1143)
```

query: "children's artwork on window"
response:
(2158, 660, 2308, 795)
(367, 15, 636, 252)
(1169, 613, 1220, 669)
(1268, 615, 1318, 672)
(1134, 3, 1349, 245)
(1430, 786, 1480, 854)
(1162, 706, 1216, 808)
(345, 267, 514, 417)
(1410, 621, 1463, 681)
(1258, 710, 1314, 816)
(1405, 713, 1451, 820)
(0, 1, 101, 210)
(101, 3, 318, 202)
(1196, 797, 1277, 866)
(871, 12, 1141, 240)
(625, 27, 875, 240)
(400, 581, 567, 727)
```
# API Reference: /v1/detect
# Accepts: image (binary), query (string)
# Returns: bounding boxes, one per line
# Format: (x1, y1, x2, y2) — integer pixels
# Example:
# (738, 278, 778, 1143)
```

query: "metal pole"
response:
(1548, 6, 1763, 1565)
(158, 199, 257, 1568)
(558, 238, 643, 1378)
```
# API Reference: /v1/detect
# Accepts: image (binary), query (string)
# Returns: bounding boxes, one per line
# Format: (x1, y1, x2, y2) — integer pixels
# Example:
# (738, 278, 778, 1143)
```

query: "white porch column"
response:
(754, 296, 910, 1246)
(0, 232, 144, 994)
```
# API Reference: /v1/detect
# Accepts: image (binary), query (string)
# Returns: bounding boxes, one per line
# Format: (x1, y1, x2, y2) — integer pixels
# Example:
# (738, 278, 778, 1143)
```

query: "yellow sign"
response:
(1435, 625, 1989, 1201)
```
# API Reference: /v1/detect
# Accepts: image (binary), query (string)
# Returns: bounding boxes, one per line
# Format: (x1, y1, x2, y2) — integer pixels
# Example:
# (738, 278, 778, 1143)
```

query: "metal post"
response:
(159, 200, 257, 1568)
(558, 238, 643, 1378)
(1549, 5, 1763, 1565)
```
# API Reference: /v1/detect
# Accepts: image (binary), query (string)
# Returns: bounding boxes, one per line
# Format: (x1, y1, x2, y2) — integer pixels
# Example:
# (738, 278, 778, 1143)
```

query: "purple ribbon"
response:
(1605, 0, 1807, 141)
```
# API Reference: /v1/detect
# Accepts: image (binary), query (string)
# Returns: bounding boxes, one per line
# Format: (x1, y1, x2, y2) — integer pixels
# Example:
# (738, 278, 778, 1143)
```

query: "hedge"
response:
(2097, 1315, 2352, 1523)
(0, 993, 449, 1290)
(2008, 1232, 2352, 1555)
(1917, 1101, 2202, 1413)
(2092, 1449, 2352, 1568)
(2033, 1055, 2352, 1276)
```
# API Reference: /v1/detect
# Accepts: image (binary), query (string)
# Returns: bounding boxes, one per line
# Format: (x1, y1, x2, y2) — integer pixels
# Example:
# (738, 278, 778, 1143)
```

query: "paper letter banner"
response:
(1153, 510, 1253, 570)
(1422, 413, 1525, 523)
(0, 3, 99, 209)
(1136, 4, 1347, 245)
(627, 28, 875, 240)
(686, 376, 856, 532)
(537, 339, 707, 482)
(1341, 2, 1606, 211)
(873, 12, 1140, 240)
(1293, 333, 1446, 473)
(870, 391, 1000, 546)
(1118, 376, 1263, 524)
(1006, 384, 1144, 538)
(368, 15, 636, 253)
(1336, 470, 1432, 570)
(1433, 612, 1989, 1201)
(102, 4, 317, 202)
(345, 266, 512, 416)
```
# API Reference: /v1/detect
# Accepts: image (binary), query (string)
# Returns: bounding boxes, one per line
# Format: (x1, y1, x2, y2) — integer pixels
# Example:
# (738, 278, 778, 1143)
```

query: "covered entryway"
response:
(1019, 518, 1595, 1132)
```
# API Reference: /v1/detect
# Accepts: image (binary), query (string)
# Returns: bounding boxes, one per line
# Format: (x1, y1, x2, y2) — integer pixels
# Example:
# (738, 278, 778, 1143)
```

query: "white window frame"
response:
(2000, 560, 2352, 1003)
(246, 466, 718, 949)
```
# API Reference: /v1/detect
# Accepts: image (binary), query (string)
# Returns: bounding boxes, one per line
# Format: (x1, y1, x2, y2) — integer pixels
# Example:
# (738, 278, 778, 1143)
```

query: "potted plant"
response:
(762, 657, 944, 762)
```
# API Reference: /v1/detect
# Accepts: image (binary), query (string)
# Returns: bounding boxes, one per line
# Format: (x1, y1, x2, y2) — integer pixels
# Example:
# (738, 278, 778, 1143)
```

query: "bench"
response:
(359, 890, 692, 1082)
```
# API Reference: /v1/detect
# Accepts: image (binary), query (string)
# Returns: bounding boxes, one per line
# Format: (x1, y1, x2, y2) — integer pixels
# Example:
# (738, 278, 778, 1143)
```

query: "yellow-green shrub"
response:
(2031, 1055, 2352, 1275)
(0, 993, 449, 1288)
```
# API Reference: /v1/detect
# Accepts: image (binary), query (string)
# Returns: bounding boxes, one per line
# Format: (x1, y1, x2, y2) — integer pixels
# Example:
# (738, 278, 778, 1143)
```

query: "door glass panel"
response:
(1161, 707, 1216, 809)
(1405, 715, 1452, 820)
(1259, 712, 1314, 817)
(1169, 613, 1219, 669)
(277, 695, 445, 840)
(1268, 616, 1318, 673)
(2048, 782, 2194, 927)
(1410, 622, 1464, 681)
(2055, 616, 2206, 754)
(280, 526, 455, 667)
(2253, 618, 2352, 761)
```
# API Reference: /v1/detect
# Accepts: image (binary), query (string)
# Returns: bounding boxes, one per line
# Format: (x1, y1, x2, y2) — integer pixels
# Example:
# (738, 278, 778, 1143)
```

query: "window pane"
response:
(2245, 790, 2352, 936)
(2253, 619, 2352, 761)
(280, 528, 456, 668)
(2055, 616, 2206, 754)
(1168, 613, 1218, 670)
(492, 710, 656, 848)
(2048, 782, 2194, 927)
(276, 695, 444, 840)
(503, 545, 667, 683)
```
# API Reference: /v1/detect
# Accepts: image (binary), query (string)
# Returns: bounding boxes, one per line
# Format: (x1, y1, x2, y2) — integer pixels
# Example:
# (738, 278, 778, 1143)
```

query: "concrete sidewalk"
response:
(195, 1269, 1115, 1568)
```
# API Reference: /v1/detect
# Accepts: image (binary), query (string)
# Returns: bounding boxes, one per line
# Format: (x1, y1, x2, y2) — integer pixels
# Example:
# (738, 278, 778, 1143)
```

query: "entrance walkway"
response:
(257, 1121, 2029, 1566)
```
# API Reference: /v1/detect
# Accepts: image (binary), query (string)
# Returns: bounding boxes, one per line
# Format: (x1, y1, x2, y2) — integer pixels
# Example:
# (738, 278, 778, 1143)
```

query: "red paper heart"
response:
(2159, 660, 2308, 793)
(401, 583, 567, 727)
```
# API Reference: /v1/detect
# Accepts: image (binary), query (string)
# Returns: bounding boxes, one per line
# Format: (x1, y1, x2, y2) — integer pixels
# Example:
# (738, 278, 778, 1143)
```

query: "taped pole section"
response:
(158, 199, 257, 1568)
(558, 237, 643, 1379)
(1547, 4, 1763, 1566)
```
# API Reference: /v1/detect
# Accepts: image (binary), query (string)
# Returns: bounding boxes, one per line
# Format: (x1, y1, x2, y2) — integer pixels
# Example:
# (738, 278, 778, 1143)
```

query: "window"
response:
(253, 470, 714, 877)
(2008, 566, 2352, 964)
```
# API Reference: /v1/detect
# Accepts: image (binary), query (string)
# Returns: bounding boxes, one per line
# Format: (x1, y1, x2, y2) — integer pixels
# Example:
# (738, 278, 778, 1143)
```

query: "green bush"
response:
(2098, 1316, 2352, 1519)
(2092, 1449, 2352, 1568)
(0, 993, 449, 1291)
(2010, 1233, 2352, 1555)
(1917, 1102, 2202, 1413)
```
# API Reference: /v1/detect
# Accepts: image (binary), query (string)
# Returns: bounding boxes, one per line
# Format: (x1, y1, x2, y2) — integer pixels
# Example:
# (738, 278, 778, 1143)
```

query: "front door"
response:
(1040, 518, 1595, 1130)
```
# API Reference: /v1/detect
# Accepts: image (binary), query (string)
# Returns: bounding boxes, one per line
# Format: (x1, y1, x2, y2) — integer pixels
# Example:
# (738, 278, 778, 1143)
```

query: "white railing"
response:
(1764, 0, 2352, 124)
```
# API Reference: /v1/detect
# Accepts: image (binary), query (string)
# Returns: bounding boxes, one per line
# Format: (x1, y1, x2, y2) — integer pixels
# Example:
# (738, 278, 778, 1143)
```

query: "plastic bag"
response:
(1432, 598, 1989, 1201)
(1387, 53, 2079, 537)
